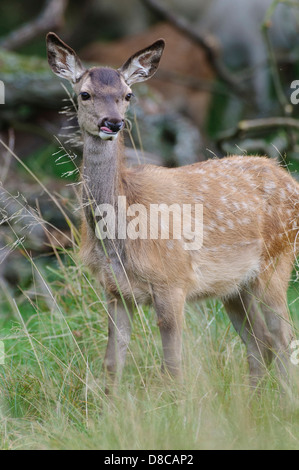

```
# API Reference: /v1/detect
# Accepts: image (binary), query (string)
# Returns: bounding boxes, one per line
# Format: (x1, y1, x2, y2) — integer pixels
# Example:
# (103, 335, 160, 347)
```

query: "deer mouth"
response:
(99, 126, 121, 141)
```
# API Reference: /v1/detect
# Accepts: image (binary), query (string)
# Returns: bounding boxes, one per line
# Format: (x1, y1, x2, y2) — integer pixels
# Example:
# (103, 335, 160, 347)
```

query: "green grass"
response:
(0, 253, 298, 450)
(1, 138, 299, 450)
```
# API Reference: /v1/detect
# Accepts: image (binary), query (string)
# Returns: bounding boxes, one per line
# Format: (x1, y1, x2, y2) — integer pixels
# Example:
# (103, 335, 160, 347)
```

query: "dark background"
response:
(0, 0, 299, 297)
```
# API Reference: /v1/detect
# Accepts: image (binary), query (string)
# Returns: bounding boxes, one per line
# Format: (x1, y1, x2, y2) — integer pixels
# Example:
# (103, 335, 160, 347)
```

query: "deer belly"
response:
(191, 239, 262, 298)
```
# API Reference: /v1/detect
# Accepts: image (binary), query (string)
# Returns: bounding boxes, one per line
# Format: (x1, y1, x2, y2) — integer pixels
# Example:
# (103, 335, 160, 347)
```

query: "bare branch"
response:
(217, 117, 299, 151)
(261, 1, 297, 155)
(140, 0, 247, 97)
(262, 2, 292, 116)
(0, 0, 69, 51)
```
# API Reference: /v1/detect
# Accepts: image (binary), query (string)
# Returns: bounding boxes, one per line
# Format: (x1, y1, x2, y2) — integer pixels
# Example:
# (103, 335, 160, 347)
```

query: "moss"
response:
(0, 49, 49, 75)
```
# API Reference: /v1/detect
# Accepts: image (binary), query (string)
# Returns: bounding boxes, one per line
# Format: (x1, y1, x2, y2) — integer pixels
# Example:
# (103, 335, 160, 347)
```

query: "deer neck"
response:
(82, 132, 125, 234)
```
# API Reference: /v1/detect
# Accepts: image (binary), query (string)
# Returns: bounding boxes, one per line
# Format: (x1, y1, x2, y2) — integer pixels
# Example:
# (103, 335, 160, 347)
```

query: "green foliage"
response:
(18, 143, 79, 181)
(0, 256, 298, 450)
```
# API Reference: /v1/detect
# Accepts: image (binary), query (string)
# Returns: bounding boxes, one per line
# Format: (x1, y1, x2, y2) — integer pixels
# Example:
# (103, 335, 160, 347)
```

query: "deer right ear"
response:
(46, 32, 86, 84)
(118, 39, 165, 86)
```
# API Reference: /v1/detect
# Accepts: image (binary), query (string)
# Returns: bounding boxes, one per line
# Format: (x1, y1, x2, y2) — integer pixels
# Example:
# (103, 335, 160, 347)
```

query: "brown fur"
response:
(81, 156, 299, 304)
(47, 32, 299, 390)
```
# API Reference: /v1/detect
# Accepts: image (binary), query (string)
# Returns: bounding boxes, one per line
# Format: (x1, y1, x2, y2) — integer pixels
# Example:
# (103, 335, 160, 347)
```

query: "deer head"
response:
(46, 32, 165, 141)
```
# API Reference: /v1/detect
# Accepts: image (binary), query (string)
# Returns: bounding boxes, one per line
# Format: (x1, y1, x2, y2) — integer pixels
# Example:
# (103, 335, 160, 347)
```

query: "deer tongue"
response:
(100, 126, 114, 133)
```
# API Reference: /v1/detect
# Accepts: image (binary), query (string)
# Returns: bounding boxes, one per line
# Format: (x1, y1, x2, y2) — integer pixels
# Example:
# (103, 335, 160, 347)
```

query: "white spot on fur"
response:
(232, 201, 241, 211)
(220, 196, 227, 204)
(264, 180, 276, 193)
(226, 219, 234, 229)
(280, 189, 286, 199)
(216, 210, 224, 220)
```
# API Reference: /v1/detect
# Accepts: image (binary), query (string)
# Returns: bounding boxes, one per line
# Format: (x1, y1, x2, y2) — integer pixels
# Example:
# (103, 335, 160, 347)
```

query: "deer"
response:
(46, 32, 299, 392)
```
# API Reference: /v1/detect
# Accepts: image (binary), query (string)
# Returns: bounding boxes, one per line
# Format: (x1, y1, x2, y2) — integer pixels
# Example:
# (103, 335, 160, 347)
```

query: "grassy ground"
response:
(0, 248, 298, 450)
(0, 138, 299, 450)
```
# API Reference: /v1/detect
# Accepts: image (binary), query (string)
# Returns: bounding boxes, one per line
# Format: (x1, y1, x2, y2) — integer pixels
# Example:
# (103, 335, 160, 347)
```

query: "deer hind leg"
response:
(153, 287, 186, 378)
(254, 257, 294, 381)
(223, 290, 273, 388)
(103, 296, 134, 391)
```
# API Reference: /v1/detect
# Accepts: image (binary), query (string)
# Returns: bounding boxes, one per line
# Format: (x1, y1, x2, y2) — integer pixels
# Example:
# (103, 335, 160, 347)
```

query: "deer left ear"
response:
(46, 32, 86, 84)
(118, 39, 165, 86)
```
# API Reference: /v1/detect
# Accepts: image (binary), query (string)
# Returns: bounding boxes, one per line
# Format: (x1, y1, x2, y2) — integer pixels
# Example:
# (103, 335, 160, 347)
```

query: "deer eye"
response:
(125, 93, 134, 102)
(80, 92, 91, 101)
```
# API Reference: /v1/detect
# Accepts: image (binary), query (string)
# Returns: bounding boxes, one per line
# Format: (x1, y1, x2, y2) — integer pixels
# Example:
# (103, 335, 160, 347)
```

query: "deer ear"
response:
(118, 39, 165, 86)
(46, 32, 86, 84)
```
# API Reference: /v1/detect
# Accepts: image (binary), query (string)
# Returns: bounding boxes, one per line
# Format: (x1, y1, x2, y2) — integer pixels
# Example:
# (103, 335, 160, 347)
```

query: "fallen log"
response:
(0, 49, 67, 109)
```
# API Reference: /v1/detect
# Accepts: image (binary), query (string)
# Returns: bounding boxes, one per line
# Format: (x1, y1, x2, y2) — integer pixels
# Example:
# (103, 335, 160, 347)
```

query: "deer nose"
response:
(99, 119, 124, 133)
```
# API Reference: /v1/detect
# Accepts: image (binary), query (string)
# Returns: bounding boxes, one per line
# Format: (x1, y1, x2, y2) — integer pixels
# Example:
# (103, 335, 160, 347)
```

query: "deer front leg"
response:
(153, 287, 186, 378)
(103, 296, 134, 391)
